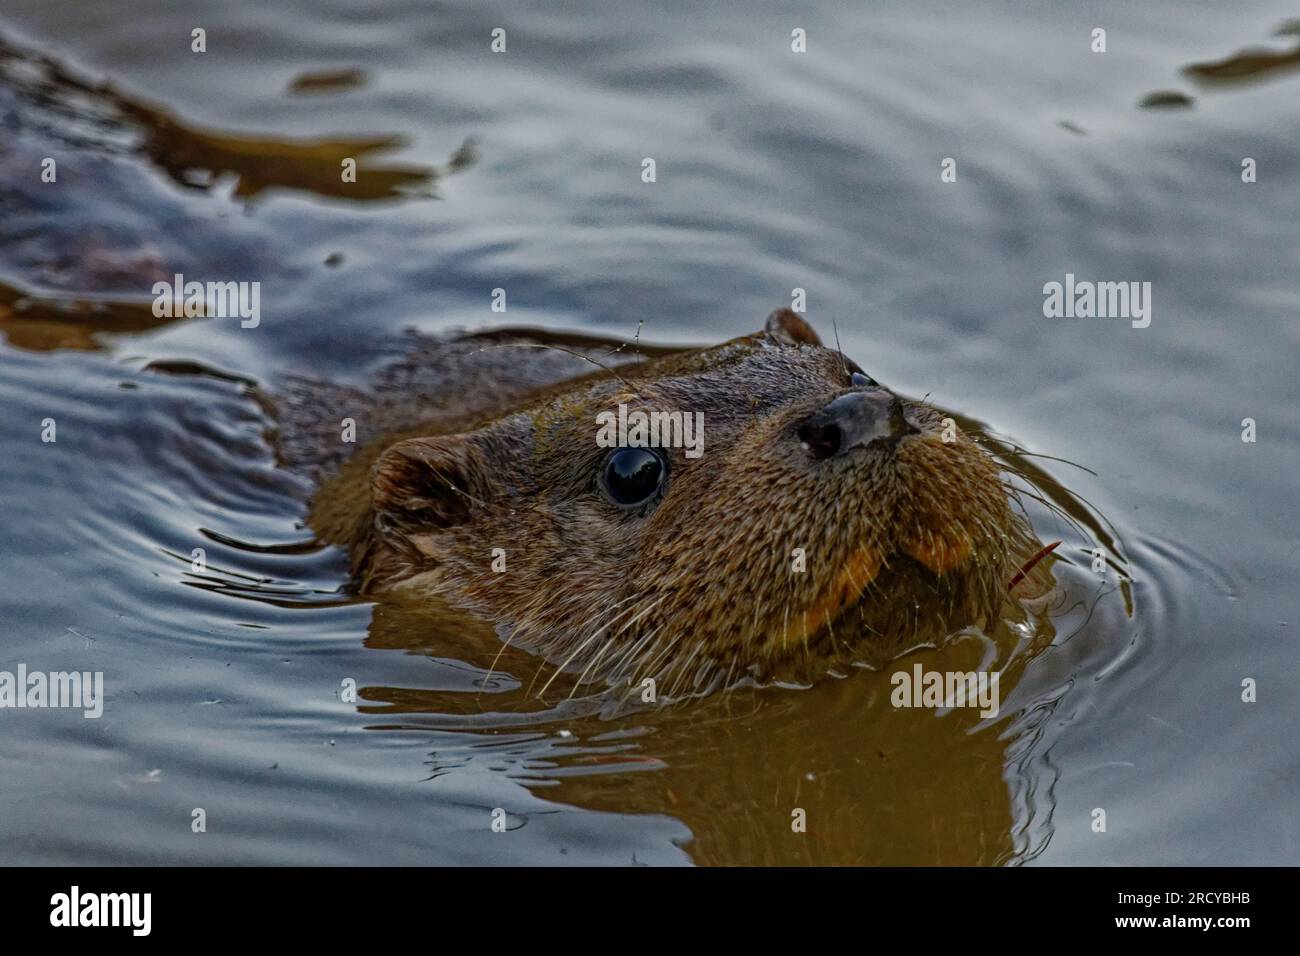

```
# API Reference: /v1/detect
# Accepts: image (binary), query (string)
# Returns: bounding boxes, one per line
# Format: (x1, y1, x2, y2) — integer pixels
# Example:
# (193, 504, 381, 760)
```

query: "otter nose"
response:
(797, 390, 914, 460)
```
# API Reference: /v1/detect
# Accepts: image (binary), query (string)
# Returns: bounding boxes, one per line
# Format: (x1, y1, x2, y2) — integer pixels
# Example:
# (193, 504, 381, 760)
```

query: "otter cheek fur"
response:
(349, 310, 1035, 698)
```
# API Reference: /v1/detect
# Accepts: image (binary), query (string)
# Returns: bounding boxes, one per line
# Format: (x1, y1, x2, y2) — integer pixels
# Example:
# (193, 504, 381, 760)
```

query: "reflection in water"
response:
(1138, 18, 1300, 107)
(1184, 33, 1300, 85)
(0, 32, 463, 202)
(353, 558, 1125, 864)
(0, 278, 175, 351)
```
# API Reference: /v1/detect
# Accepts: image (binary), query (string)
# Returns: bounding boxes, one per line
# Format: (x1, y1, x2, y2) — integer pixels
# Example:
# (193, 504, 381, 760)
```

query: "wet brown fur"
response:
(301, 311, 1037, 699)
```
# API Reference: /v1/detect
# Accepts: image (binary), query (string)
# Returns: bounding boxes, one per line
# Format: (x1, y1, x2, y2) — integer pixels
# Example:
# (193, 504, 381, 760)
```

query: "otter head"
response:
(363, 310, 1035, 698)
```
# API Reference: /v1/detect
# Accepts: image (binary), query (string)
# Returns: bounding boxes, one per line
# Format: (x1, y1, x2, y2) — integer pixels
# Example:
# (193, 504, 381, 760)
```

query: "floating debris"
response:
(1138, 89, 1195, 109)
(287, 68, 367, 95)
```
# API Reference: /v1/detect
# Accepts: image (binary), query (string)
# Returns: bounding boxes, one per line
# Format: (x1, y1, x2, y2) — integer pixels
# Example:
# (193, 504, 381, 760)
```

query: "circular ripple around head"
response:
(999, 522, 1239, 863)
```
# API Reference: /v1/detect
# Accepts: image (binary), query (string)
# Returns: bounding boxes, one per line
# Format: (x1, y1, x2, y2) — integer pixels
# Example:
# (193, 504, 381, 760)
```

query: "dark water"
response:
(0, 0, 1296, 865)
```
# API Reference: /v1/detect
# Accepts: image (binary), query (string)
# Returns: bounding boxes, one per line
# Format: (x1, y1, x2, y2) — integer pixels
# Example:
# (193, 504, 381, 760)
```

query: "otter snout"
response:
(798, 390, 916, 460)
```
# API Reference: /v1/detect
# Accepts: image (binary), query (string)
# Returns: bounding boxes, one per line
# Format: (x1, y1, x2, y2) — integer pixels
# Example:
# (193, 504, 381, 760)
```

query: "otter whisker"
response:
(636, 629, 690, 695)
(1039, 481, 1126, 553)
(987, 444, 1127, 552)
(721, 656, 739, 694)
(645, 629, 692, 687)
(536, 630, 604, 699)
(602, 597, 668, 684)
(533, 612, 633, 698)
(474, 342, 648, 397)
(607, 625, 668, 697)
(665, 638, 709, 700)
(602, 317, 647, 361)
(563, 596, 646, 654)
(420, 461, 491, 511)
(613, 610, 670, 676)
(823, 608, 846, 658)
(477, 629, 518, 702)
(830, 313, 850, 380)
(973, 437, 1100, 478)
(1003, 481, 1092, 545)
(612, 595, 664, 638)
(688, 659, 718, 697)
(565, 631, 622, 701)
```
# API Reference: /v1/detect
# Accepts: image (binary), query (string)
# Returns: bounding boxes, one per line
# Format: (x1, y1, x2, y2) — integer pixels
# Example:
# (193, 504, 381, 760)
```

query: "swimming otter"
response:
(289, 310, 1038, 699)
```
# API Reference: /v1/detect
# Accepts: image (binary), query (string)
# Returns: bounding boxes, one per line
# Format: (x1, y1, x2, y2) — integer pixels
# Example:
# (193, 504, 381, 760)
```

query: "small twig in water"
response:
(1006, 540, 1062, 592)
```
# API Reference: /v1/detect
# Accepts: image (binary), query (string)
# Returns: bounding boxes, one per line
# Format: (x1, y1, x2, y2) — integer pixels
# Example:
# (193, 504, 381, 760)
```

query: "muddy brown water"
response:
(0, 0, 1295, 865)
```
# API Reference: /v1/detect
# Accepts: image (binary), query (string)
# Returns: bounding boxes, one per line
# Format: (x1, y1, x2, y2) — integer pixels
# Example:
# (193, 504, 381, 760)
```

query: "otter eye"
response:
(601, 448, 666, 507)
(850, 371, 878, 388)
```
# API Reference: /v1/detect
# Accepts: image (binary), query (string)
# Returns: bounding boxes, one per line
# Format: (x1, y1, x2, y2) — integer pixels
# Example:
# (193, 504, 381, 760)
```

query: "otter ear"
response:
(371, 434, 491, 532)
(764, 308, 822, 347)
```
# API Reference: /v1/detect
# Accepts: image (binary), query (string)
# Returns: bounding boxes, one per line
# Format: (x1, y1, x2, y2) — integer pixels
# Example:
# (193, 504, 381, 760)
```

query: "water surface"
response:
(1, 0, 1296, 865)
